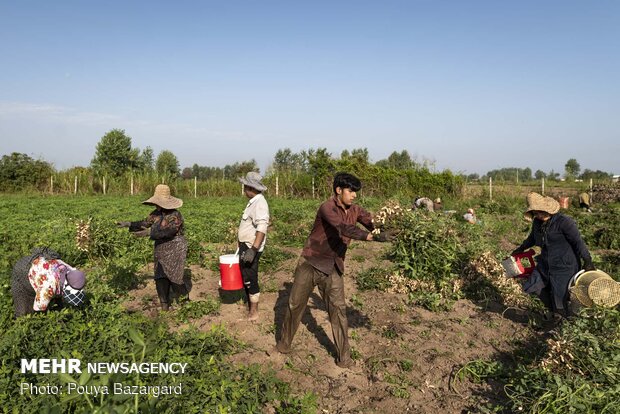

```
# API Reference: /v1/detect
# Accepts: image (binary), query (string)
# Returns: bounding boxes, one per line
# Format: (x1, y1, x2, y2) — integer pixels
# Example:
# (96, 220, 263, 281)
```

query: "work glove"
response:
(373, 230, 395, 242)
(241, 247, 257, 265)
(116, 221, 131, 228)
(583, 259, 595, 272)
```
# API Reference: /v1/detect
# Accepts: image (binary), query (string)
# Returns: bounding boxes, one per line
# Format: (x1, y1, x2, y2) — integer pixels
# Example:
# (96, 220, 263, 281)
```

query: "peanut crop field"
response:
(1, 194, 619, 413)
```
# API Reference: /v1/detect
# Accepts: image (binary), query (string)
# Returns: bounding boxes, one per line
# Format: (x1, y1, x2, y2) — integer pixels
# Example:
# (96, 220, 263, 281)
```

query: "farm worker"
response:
(275, 172, 393, 368)
(578, 192, 592, 212)
(11, 247, 87, 317)
(511, 192, 595, 318)
(463, 208, 477, 224)
(237, 171, 270, 321)
(117, 184, 187, 311)
(433, 197, 443, 211)
(413, 196, 434, 211)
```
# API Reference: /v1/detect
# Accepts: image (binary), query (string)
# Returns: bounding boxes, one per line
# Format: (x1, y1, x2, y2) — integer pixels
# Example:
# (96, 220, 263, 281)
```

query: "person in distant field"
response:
(579, 192, 592, 212)
(275, 172, 393, 369)
(413, 196, 435, 211)
(512, 192, 594, 319)
(11, 247, 87, 317)
(463, 208, 477, 224)
(117, 184, 187, 311)
(433, 197, 443, 211)
(237, 171, 270, 321)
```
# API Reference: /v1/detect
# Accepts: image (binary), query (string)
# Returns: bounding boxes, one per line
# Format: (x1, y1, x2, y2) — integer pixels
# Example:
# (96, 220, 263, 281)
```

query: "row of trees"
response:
(465, 158, 613, 183)
(90, 129, 180, 177)
(1, 128, 614, 194)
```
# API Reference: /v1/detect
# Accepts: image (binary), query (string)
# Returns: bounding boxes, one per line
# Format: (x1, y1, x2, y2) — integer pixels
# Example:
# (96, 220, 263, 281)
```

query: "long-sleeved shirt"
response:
(238, 193, 270, 251)
(301, 196, 374, 275)
(130, 209, 184, 245)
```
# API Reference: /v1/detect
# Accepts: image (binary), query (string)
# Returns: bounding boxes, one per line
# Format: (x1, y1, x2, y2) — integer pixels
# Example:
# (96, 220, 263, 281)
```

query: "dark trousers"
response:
(279, 258, 351, 365)
(155, 278, 187, 305)
(238, 243, 262, 296)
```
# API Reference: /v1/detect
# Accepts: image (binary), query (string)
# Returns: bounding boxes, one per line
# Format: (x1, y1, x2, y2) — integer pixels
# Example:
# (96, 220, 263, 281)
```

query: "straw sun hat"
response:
(143, 184, 183, 209)
(524, 192, 560, 220)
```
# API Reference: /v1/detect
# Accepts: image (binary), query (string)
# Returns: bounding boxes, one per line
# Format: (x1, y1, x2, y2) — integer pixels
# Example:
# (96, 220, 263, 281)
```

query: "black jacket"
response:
(517, 213, 591, 309)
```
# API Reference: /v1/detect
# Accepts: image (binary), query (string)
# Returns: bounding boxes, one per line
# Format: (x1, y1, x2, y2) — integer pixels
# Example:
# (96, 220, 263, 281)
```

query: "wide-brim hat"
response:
(143, 184, 183, 209)
(239, 171, 267, 192)
(524, 192, 560, 220)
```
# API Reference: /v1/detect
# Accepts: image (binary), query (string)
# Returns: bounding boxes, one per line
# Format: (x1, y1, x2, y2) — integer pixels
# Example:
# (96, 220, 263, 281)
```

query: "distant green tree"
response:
(307, 148, 334, 180)
(138, 146, 155, 172)
(273, 148, 305, 173)
(565, 158, 581, 179)
(91, 129, 134, 176)
(548, 169, 561, 181)
(181, 167, 193, 179)
(376, 150, 414, 170)
(0, 152, 53, 191)
(156, 150, 180, 178)
(580, 169, 612, 181)
(534, 170, 546, 180)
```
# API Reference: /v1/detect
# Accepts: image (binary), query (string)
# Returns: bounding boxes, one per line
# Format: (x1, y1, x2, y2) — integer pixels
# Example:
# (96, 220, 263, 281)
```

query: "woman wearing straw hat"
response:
(117, 184, 187, 311)
(512, 192, 595, 318)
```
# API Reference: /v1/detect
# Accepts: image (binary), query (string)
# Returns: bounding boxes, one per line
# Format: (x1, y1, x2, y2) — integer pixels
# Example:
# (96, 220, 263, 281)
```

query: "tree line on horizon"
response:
(0, 129, 615, 193)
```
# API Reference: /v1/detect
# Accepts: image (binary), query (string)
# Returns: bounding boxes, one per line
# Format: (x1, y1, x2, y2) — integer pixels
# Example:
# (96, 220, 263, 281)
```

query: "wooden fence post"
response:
(103, 176, 106, 195)
(50, 175, 54, 194)
(541, 178, 545, 195)
(489, 177, 492, 201)
(275, 176, 279, 197)
(130, 174, 134, 195)
(312, 177, 315, 199)
(74, 176, 78, 194)
(194, 177, 197, 198)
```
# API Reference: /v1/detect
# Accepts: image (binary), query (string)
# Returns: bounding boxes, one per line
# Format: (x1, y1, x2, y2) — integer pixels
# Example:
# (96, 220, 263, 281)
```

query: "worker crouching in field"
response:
(12, 247, 87, 317)
(237, 172, 270, 321)
(413, 196, 434, 211)
(512, 192, 595, 320)
(276, 173, 393, 368)
(118, 184, 188, 311)
(579, 192, 592, 213)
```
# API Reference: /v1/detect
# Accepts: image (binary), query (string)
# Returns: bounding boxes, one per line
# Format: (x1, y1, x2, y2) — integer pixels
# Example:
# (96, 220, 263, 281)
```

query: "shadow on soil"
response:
(273, 282, 372, 360)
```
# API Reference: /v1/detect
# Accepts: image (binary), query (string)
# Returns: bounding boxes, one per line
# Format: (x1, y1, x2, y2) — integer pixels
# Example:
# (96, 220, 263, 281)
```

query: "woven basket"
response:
(575, 270, 613, 286)
(569, 270, 620, 308)
(570, 285, 594, 307)
(588, 278, 620, 307)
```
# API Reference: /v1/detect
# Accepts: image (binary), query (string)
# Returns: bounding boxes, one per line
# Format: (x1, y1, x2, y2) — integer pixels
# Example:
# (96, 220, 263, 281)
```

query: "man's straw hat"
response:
(524, 192, 560, 220)
(143, 184, 183, 209)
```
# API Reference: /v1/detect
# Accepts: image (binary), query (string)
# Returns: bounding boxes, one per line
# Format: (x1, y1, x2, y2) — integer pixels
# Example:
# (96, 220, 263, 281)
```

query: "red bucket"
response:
(219, 254, 243, 290)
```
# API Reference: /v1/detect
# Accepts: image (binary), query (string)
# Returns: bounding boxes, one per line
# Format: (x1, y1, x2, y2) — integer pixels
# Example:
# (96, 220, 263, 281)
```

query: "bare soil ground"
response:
(124, 242, 541, 414)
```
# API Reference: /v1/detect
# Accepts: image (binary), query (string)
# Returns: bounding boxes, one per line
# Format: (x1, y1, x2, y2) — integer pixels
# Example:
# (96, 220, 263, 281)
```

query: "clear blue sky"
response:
(1, 0, 619, 176)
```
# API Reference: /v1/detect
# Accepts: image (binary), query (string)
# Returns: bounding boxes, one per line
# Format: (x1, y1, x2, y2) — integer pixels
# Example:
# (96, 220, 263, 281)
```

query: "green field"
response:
(1, 194, 619, 413)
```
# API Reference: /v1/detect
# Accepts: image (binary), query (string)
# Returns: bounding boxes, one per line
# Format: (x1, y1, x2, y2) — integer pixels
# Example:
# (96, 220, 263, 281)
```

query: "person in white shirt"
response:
(238, 172, 270, 321)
